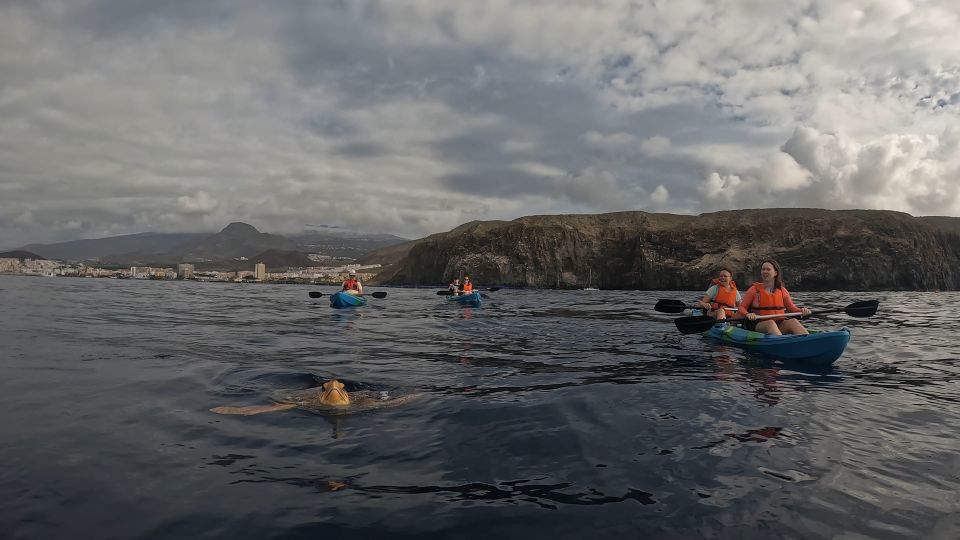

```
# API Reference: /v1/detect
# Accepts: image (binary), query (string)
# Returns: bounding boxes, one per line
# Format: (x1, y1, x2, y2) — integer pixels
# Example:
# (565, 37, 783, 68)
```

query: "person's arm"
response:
(698, 285, 718, 310)
(739, 287, 756, 318)
(781, 287, 809, 315)
(357, 281, 363, 294)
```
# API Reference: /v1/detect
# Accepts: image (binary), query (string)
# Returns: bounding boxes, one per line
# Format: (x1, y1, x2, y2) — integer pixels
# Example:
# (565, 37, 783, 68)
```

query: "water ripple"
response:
(1, 276, 958, 539)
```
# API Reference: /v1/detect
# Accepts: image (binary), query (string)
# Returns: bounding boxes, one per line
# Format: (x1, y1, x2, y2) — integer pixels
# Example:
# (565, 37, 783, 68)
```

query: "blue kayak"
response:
(330, 291, 367, 309)
(448, 291, 482, 307)
(704, 324, 850, 366)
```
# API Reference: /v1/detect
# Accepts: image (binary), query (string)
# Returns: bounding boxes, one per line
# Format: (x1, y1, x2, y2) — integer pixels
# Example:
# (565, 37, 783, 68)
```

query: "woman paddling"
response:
(696, 268, 741, 321)
(738, 259, 811, 335)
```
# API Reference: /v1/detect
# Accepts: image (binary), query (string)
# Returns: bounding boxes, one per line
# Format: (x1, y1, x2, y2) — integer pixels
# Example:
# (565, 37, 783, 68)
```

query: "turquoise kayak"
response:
(448, 291, 482, 307)
(330, 291, 367, 309)
(705, 324, 850, 366)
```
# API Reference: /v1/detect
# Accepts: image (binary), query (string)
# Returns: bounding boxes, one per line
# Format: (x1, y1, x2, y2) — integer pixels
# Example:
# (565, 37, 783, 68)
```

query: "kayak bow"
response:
(330, 291, 367, 309)
(448, 291, 482, 307)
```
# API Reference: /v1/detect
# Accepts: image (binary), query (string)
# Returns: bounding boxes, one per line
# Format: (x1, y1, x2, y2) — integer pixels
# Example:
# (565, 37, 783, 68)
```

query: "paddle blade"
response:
(308, 291, 323, 298)
(371, 291, 387, 299)
(844, 300, 878, 317)
(436, 290, 454, 296)
(655, 299, 690, 313)
(486, 287, 501, 292)
(674, 315, 720, 334)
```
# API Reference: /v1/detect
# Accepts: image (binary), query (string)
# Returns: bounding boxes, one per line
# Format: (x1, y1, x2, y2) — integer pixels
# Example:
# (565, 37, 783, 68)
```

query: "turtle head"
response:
(319, 379, 351, 406)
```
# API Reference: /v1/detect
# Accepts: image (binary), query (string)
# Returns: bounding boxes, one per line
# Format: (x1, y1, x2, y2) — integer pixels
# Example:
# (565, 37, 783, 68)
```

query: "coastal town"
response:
(0, 256, 381, 284)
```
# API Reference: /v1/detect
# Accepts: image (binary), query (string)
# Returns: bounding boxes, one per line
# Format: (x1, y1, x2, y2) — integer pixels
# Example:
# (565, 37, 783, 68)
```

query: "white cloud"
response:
(176, 191, 220, 215)
(2, 0, 960, 247)
(640, 136, 671, 157)
(650, 184, 669, 204)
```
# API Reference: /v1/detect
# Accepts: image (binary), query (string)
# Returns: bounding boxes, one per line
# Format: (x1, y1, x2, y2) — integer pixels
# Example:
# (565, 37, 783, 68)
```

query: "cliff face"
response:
(372, 209, 960, 290)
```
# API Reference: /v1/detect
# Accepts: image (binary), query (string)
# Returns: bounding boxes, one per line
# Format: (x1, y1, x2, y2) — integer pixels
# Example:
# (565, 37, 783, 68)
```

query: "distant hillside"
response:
(251, 249, 315, 270)
(176, 222, 296, 261)
(373, 208, 960, 291)
(18, 224, 407, 265)
(0, 250, 47, 260)
(20, 233, 205, 261)
(289, 231, 408, 258)
(356, 238, 422, 266)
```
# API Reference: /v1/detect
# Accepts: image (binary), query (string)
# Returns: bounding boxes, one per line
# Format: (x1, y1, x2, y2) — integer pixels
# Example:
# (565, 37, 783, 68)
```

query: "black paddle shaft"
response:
(308, 291, 387, 299)
(674, 300, 879, 334)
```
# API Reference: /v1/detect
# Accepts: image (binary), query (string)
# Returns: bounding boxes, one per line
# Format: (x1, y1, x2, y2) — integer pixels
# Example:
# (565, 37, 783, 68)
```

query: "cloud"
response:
(650, 184, 669, 204)
(176, 191, 219, 215)
(640, 136, 671, 157)
(2, 0, 960, 248)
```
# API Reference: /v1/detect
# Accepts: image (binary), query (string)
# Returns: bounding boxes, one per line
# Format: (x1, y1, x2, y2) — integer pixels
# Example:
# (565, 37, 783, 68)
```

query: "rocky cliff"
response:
(371, 209, 960, 291)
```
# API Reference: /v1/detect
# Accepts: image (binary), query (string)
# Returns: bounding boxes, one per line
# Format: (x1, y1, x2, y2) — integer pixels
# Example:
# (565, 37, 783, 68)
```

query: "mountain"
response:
(17, 224, 408, 264)
(19, 233, 205, 261)
(0, 250, 47, 260)
(250, 249, 315, 270)
(371, 209, 960, 291)
(176, 222, 296, 261)
(288, 231, 408, 258)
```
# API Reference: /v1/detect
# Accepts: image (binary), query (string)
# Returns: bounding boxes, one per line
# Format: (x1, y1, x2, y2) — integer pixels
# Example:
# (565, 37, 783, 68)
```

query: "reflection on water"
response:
(1, 276, 958, 539)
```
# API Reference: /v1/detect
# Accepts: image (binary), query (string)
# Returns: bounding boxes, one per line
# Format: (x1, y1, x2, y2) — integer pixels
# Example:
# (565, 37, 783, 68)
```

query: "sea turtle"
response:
(210, 379, 418, 416)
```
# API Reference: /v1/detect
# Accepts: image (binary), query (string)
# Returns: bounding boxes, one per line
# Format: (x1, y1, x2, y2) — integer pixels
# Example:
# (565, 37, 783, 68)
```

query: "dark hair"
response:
(717, 267, 732, 277)
(760, 259, 783, 289)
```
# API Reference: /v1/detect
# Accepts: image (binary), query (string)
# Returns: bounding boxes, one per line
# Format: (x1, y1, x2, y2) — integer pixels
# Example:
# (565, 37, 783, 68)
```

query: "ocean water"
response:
(1, 275, 958, 539)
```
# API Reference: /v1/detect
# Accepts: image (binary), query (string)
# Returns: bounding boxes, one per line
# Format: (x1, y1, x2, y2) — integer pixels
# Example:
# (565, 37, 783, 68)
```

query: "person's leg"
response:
(778, 319, 809, 335)
(755, 320, 781, 335)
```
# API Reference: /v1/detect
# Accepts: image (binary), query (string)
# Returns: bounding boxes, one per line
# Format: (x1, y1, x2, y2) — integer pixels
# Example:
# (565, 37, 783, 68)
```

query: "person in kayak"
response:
(342, 271, 363, 295)
(696, 268, 741, 320)
(461, 276, 474, 293)
(738, 259, 811, 335)
(448, 278, 461, 294)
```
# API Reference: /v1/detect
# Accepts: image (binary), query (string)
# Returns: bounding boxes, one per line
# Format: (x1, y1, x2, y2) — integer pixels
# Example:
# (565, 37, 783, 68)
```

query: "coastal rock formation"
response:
(371, 209, 960, 291)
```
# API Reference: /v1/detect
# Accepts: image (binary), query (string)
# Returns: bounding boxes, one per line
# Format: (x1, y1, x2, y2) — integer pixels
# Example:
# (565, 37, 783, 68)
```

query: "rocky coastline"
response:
(370, 209, 960, 291)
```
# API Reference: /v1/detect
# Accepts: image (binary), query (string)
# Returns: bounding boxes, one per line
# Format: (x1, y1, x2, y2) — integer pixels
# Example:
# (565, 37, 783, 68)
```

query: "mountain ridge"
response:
(369, 209, 960, 291)
(16, 225, 408, 264)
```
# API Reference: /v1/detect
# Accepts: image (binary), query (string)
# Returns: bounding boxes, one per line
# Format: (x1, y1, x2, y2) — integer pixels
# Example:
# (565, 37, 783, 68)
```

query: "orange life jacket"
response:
(748, 282, 785, 317)
(710, 279, 739, 313)
(462, 281, 474, 292)
(343, 278, 359, 291)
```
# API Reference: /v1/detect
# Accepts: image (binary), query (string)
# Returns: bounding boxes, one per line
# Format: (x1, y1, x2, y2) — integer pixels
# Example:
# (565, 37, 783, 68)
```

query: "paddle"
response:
(654, 299, 702, 313)
(308, 291, 387, 299)
(673, 300, 879, 335)
(436, 287, 501, 296)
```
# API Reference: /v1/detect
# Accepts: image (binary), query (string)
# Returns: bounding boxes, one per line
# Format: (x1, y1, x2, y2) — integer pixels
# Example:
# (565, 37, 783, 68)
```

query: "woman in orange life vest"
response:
(461, 276, 474, 293)
(737, 259, 811, 335)
(696, 268, 741, 321)
(341, 271, 363, 295)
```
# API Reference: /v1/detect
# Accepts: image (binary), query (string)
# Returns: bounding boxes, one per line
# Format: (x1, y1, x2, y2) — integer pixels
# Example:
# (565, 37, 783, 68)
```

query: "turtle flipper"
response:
(210, 403, 297, 416)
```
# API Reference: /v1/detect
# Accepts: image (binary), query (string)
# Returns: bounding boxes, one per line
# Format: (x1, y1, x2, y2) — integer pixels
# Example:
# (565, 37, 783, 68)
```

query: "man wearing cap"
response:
(342, 271, 363, 295)
(461, 276, 474, 293)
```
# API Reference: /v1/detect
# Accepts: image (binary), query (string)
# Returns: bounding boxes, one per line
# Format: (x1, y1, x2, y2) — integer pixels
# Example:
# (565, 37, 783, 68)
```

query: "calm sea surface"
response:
(1, 275, 958, 539)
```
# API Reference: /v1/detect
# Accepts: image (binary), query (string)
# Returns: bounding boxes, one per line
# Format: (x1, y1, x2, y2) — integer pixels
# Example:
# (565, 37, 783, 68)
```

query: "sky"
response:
(3, 0, 960, 248)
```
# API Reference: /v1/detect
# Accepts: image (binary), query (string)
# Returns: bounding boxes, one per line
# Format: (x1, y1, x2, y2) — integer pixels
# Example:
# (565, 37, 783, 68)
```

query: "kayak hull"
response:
(448, 291, 482, 307)
(330, 291, 367, 308)
(705, 324, 850, 366)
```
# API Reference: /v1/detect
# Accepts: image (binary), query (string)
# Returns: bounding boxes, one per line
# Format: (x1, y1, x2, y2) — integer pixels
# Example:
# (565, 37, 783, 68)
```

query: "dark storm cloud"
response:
(68, 0, 235, 36)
